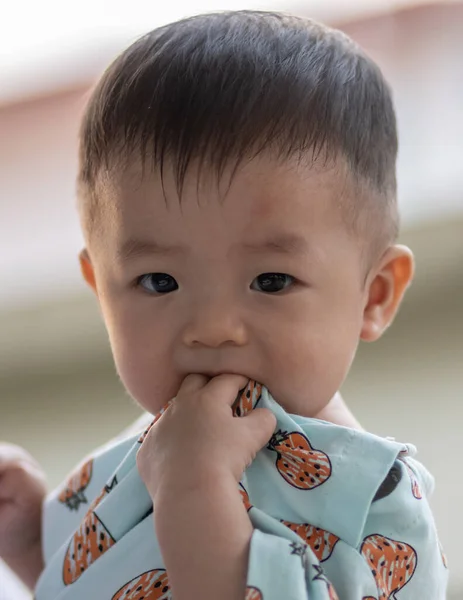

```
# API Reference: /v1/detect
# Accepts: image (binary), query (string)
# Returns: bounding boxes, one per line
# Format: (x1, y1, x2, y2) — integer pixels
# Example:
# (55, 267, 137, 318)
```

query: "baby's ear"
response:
(79, 249, 98, 294)
(360, 245, 414, 342)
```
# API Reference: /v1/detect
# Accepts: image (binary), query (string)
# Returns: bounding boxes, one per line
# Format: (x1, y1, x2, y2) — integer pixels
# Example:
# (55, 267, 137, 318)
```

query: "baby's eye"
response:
(137, 273, 178, 294)
(251, 273, 295, 294)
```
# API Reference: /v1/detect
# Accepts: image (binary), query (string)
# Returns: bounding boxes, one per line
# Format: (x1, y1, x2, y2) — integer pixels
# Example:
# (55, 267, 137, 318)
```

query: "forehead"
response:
(98, 154, 352, 250)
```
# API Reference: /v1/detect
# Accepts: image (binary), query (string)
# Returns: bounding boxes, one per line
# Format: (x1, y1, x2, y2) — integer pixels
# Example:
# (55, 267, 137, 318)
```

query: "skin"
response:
(81, 156, 413, 418)
(0, 444, 46, 589)
(78, 153, 413, 599)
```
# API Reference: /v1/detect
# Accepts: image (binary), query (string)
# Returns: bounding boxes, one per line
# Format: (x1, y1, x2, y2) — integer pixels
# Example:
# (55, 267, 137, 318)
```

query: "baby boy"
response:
(0, 10, 448, 600)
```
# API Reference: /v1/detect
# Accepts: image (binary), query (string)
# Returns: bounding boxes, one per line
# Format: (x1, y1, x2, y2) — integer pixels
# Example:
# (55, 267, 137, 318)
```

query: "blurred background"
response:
(1, 0, 462, 597)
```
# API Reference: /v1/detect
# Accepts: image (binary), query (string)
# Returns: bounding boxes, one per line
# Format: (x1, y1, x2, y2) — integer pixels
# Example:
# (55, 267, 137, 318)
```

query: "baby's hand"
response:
(137, 374, 276, 499)
(0, 443, 47, 588)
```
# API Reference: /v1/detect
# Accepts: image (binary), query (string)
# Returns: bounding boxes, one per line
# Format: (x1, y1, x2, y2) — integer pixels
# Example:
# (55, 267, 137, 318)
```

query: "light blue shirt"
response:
(36, 384, 448, 599)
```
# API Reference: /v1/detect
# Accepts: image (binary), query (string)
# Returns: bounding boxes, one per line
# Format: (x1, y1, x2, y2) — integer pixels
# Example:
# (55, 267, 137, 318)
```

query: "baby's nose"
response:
(182, 301, 248, 348)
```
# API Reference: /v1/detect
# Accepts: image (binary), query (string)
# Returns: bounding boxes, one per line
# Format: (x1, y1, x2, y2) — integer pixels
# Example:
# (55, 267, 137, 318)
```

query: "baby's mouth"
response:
(199, 369, 249, 378)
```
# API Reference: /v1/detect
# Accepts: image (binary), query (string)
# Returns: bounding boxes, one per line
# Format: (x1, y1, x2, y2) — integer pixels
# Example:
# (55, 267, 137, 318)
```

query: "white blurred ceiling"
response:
(1, 0, 458, 105)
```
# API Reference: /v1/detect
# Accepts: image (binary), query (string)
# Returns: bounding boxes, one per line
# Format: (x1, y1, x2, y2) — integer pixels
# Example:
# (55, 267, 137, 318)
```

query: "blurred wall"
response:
(1, 2, 462, 597)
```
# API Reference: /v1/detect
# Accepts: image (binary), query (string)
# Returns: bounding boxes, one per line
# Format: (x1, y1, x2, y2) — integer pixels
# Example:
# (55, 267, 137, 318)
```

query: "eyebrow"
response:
(117, 232, 310, 263)
(117, 239, 187, 262)
(242, 233, 310, 255)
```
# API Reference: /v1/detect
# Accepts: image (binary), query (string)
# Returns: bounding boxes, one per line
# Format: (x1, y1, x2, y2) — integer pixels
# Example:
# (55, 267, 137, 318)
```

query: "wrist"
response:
(151, 465, 238, 504)
(154, 473, 249, 546)
(153, 473, 252, 600)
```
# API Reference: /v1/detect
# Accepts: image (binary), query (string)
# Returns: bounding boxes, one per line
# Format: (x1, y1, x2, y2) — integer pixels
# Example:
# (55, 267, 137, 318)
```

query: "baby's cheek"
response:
(267, 328, 354, 415)
(112, 345, 173, 414)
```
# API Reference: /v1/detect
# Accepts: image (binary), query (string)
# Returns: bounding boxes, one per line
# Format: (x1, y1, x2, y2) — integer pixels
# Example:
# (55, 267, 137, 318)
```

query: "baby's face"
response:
(88, 155, 370, 417)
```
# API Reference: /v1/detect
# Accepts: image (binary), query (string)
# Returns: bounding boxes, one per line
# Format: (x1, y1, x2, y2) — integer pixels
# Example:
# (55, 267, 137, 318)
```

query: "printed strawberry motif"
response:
(138, 402, 171, 443)
(239, 483, 253, 511)
(290, 541, 310, 570)
(360, 534, 417, 599)
(62, 475, 117, 584)
(245, 586, 263, 600)
(327, 583, 339, 600)
(63, 510, 115, 584)
(313, 565, 339, 599)
(399, 459, 422, 499)
(281, 521, 339, 562)
(87, 475, 117, 512)
(439, 541, 448, 569)
(112, 569, 171, 599)
(233, 381, 262, 417)
(58, 459, 93, 511)
(267, 430, 331, 490)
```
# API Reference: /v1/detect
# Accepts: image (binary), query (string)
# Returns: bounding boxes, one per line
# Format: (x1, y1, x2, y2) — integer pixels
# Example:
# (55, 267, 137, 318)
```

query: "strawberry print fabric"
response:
(35, 383, 448, 599)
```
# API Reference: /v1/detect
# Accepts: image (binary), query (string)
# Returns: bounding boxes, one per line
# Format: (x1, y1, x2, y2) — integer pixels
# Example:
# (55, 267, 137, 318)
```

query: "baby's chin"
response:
(128, 382, 178, 417)
(261, 381, 335, 419)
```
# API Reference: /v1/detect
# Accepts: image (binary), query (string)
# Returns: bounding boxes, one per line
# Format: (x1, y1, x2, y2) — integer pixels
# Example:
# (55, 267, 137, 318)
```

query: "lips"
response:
(197, 370, 249, 378)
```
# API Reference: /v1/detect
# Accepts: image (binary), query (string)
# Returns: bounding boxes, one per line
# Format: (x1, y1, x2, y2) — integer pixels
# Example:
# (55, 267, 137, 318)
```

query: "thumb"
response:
(243, 408, 277, 452)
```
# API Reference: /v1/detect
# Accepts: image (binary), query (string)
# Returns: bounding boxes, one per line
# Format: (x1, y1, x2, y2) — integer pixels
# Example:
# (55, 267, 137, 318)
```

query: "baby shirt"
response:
(35, 382, 448, 599)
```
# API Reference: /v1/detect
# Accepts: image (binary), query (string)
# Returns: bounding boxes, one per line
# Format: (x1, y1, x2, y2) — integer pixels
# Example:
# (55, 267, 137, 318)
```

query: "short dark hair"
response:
(77, 10, 399, 250)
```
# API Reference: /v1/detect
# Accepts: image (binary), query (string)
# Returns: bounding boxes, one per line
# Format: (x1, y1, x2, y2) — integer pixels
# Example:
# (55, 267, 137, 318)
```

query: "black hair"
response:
(77, 10, 399, 248)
